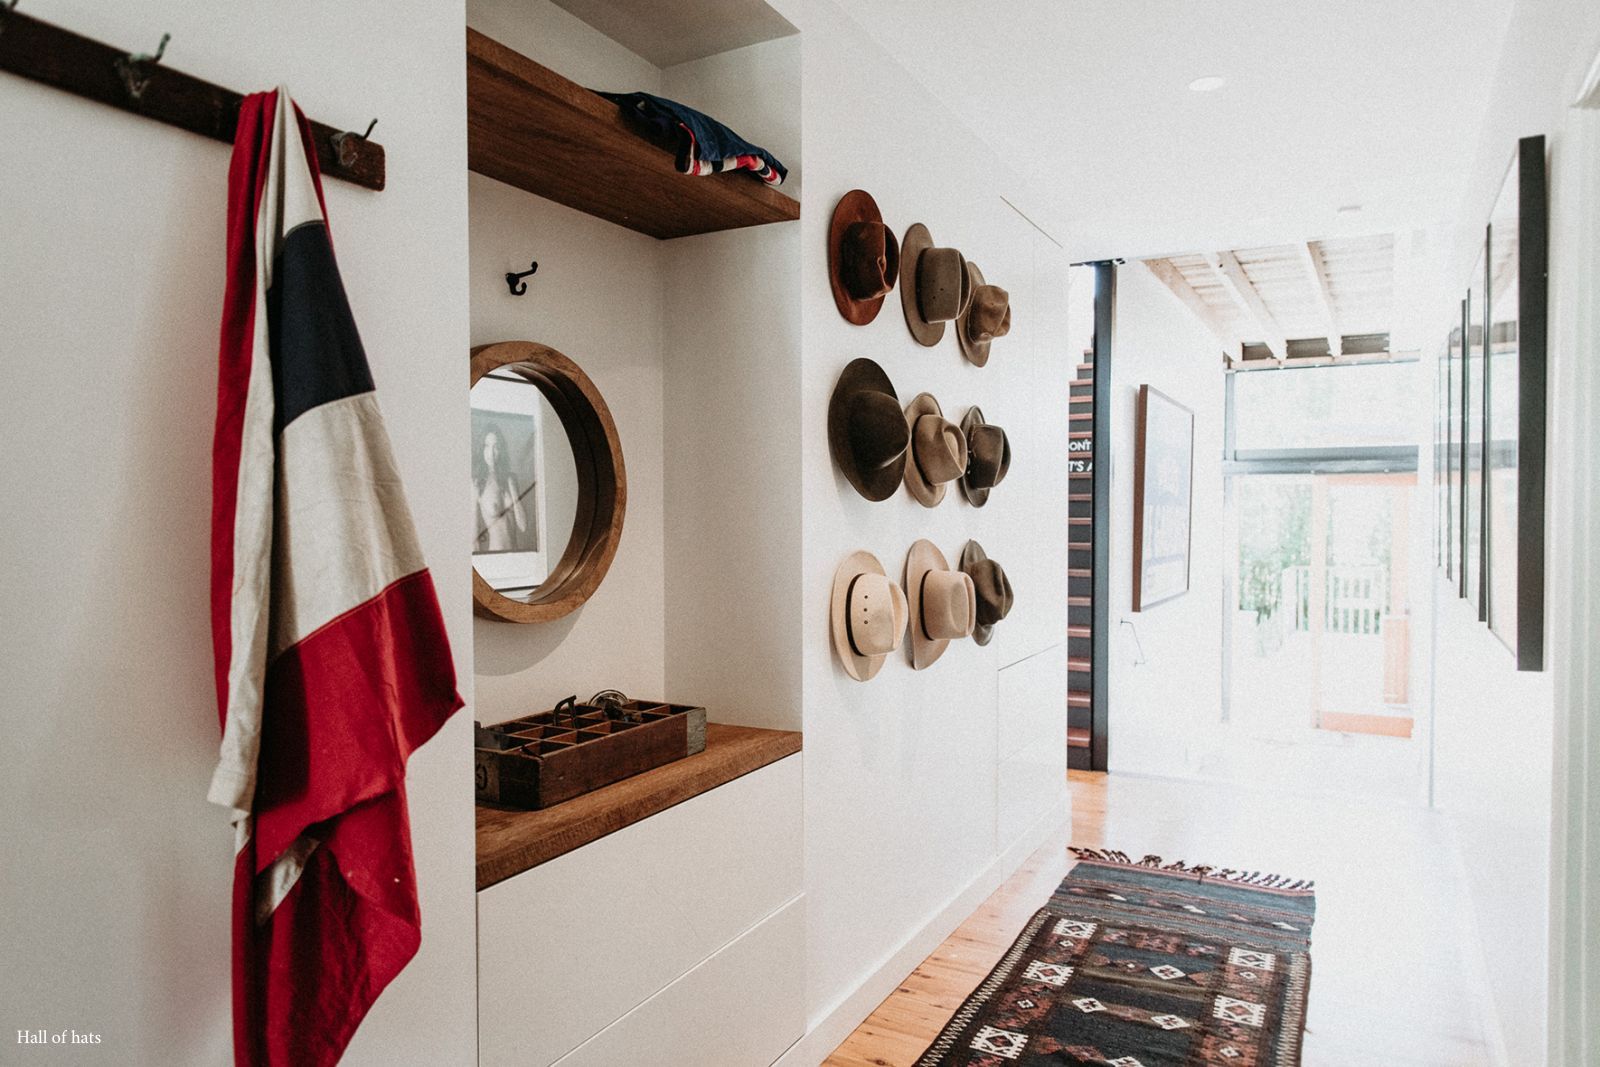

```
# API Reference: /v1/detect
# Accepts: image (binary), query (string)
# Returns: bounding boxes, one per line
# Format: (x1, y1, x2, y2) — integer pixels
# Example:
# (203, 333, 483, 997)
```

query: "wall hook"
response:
(505, 261, 539, 295)
(331, 118, 378, 169)
(115, 31, 170, 101)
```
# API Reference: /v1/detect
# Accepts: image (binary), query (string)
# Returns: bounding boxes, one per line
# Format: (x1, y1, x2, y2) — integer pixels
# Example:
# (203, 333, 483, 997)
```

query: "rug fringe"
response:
(1069, 847, 1314, 891)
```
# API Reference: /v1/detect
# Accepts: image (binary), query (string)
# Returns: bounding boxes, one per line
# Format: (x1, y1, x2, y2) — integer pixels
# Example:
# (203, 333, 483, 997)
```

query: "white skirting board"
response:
(772, 795, 1071, 1067)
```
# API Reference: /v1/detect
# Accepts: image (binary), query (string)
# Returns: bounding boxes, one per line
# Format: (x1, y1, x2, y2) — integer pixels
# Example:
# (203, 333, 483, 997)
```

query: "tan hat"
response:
(829, 190, 899, 326)
(903, 393, 968, 508)
(831, 550, 909, 681)
(829, 358, 909, 501)
(957, 263, 1012, 367)
(898, 223, 972, 347)
(905, 539, 976, 669)
(960, 406, 1011, 507)
(960, 540, 1014, 646)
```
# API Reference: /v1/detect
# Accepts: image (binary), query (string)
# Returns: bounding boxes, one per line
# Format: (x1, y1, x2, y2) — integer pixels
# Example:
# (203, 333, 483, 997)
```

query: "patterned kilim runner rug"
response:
(916, 848, 1316, 1066)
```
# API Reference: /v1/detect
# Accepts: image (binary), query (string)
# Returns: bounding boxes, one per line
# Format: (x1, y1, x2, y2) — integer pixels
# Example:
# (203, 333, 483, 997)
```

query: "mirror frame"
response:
(470, 341, 626, 623)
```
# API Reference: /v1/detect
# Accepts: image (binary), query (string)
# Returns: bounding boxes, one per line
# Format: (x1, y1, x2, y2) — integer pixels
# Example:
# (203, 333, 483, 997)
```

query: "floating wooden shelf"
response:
(466, 28, 800, 240)
(476, 722, 801, 889)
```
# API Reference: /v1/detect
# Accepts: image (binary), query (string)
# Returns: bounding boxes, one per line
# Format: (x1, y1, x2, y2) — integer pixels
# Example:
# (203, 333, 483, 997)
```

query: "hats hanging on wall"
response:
(831, 550, 908, 681)
(959, 406, 1011, 507)
(898, 223, 972, 347)
(957, 263, 1012, 366)
(829, 358, 910, 501)
(960, 540, 1014, 646)
(902, 393, 967, 508)
(905, 539, 976, 669)
(828, 190, 900, 326)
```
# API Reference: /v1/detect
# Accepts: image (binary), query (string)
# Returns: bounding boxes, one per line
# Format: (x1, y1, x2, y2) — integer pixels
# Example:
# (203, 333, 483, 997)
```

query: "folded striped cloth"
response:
(597, 90, 788, 186)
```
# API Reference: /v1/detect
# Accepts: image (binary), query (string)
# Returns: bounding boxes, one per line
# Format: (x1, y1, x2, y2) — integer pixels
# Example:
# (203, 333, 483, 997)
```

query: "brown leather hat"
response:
(960, 540, 1013, 646)
(898, 223, 972, 346)
(957, 262, 1012, 366)
(829, 190, 899, 325)
(905, 539, 976, 669)
(960, 406, 1011, 507)
(902, 392, 967, 508)
(831, 550, 909, 681)
(829, 358, 909, 501)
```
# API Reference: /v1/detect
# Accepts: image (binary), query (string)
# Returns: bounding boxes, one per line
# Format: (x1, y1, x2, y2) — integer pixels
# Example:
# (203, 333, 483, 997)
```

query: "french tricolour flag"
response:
(209, 88, 462, 1066)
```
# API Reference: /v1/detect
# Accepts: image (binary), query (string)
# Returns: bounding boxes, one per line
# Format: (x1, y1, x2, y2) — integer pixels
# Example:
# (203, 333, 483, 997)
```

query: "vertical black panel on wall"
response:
(1518, 134, 1548, 671)
(1090, 261, 1115, 772)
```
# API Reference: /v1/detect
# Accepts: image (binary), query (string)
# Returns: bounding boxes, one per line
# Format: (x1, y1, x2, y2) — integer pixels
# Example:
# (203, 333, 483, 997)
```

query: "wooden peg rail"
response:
(0, 10, 386, 190)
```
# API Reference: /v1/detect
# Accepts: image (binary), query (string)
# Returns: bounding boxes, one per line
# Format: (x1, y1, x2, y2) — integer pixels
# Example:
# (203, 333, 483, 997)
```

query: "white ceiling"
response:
(551, 0, 797, 67)
(839, 0, 1515, 262)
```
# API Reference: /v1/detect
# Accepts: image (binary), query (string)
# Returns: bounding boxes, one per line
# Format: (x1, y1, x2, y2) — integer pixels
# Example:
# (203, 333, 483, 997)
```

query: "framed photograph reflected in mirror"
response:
(1464, 247, 1487, 616)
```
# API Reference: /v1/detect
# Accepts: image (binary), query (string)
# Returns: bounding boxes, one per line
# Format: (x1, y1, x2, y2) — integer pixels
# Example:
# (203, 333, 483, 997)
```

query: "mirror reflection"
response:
(471, 368, 578, 599)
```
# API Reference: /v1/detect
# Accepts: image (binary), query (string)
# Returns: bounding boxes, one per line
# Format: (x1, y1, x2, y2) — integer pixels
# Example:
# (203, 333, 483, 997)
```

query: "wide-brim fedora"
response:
(829, 358, 908, 501)
(829, 190, 899, 326)
(905, 539, 976, 669)
(961, 540, 1014, 646)
(831, 550, 908, 681)
(898, 223, 971, 347)
(960, 406, 1012, 507)
(903, 392, 967, 508)
(957, 262, 1012, 367)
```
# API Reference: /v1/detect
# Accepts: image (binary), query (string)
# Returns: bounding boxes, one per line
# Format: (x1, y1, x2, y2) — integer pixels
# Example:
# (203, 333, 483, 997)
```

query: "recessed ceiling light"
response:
(1336, 204, 1363, 215)
(1188, 76, 1227, 92)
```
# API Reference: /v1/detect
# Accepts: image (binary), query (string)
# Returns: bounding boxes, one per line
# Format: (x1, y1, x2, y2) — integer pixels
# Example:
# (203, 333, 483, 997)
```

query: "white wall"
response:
(1105, 263, 1227, 778)
(0, 2, 476, 1063)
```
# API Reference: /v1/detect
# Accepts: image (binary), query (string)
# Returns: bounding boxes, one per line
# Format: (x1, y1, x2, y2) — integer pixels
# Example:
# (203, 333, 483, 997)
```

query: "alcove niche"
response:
(465, 1, 807, 1064)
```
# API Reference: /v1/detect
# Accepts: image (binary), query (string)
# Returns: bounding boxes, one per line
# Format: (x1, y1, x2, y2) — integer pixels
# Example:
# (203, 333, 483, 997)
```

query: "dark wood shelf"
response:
(476, 722, 802, 890)
(467, 28, 800, 240)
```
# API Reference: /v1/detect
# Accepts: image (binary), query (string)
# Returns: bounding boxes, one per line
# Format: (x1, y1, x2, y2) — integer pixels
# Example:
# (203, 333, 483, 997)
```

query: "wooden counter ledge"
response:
(476, 722, 802, 890)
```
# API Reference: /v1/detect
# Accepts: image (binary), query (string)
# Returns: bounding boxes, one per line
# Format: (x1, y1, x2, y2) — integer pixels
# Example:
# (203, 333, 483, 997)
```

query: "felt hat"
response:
(957, 263, 1012, 367)
(829, 358, 909, 501)
(898, 223, 972, 346)
(831, 550, 909, 681)
(960, 406, 1011, 507)
(905, 539, 976, 669)
(902, 392, 968, 508)
(960, 540, 1014, 646)
(829, 190, 900, 326)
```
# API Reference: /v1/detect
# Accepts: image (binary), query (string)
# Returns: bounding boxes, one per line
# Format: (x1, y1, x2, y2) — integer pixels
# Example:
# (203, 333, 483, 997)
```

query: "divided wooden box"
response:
(475, 701, 707, 809)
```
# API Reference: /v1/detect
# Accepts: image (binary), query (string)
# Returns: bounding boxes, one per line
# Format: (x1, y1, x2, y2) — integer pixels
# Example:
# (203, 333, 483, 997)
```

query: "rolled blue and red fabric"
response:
(208, 87, 462, 1067)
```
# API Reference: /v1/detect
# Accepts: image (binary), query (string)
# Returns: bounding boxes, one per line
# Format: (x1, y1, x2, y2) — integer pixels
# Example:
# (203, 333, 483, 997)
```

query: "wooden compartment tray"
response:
(475, 701, 707, 809)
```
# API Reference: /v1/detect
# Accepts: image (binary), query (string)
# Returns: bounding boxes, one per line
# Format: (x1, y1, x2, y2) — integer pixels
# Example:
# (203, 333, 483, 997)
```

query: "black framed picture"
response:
(1484, 135, 1548, 670)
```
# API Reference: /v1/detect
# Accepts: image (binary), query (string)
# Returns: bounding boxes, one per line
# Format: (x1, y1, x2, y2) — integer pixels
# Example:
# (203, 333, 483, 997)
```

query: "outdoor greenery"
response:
(1237, 481, 1311, 620)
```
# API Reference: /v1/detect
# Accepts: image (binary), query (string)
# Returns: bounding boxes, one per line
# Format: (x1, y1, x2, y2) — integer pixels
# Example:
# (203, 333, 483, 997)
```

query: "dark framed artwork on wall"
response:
(1132, 384, 1194, 611)
(1484, 135, 1548, 670)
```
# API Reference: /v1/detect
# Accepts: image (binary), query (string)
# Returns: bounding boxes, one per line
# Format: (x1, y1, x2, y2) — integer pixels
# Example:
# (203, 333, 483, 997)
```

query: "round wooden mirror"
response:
(470, 341, 625, 623)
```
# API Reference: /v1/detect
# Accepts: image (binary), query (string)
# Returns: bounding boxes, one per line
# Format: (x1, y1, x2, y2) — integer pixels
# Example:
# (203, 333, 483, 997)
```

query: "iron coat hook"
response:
(331, 118, 378, 169)
(115, 31, 169, 101)
(506, 260, 538, 295)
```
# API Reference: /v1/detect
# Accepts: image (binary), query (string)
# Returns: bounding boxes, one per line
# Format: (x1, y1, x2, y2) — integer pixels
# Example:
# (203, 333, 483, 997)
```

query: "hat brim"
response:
(829, 190, 891, 326)
(829, 358, 903, 502)
(906, 538, 954, 669)
(957, 262, 992, 367)
(898, 223, 945, 347)
(832, 550, 894, 681)
(961, 540, 996, 645)
(902, 392, 947, 507)
(960, 405, 992, 507)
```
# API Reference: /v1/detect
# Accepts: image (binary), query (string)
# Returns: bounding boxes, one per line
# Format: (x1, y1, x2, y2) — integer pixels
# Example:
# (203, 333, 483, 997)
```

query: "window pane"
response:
(1233, 362, 1419, 451)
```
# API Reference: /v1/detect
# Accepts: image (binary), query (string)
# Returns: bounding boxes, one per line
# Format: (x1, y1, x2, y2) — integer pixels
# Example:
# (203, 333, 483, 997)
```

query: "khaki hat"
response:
(960, 406, 1011, 507)
(828, 190, 899, 326)
(831, 550, 909, 681)
(905, 539, 976, 669)
(829, 358, 909, 501)
(898, 223, 972, 347)
(957, 263, 1012, 367)
(903, 393, 968, 508)
(961, 540, 1014, 646)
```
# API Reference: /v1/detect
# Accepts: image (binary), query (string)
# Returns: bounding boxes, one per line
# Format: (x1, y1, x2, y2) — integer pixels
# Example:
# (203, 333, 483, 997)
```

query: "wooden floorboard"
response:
(823, 769, 1497, 1066)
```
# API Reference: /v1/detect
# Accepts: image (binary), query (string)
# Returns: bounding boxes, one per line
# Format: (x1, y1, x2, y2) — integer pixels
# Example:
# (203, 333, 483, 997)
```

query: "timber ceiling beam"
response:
(1206, 250, 1288, 365)
(1137, 257, 1241, 363)
(1298, 241, 1342, 360)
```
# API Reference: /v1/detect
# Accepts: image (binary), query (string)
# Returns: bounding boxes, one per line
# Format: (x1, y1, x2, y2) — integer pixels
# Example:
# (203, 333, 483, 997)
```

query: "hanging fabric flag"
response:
(208, 87, 463, 1067)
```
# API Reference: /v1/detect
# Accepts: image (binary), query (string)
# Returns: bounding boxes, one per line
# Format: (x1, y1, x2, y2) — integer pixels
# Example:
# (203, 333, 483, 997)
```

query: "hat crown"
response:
(965, 423, 1011, 489)
(915, 246, 971, 324)
(966, 285, 1012, 343)
(849, 391, 910, 472)
(969, 559, 1013, 626)
(847, 572, 908, 656)
(920, 570, 976, 641)
(842, 221, 899, 301)
(912, 414, 968, 486)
